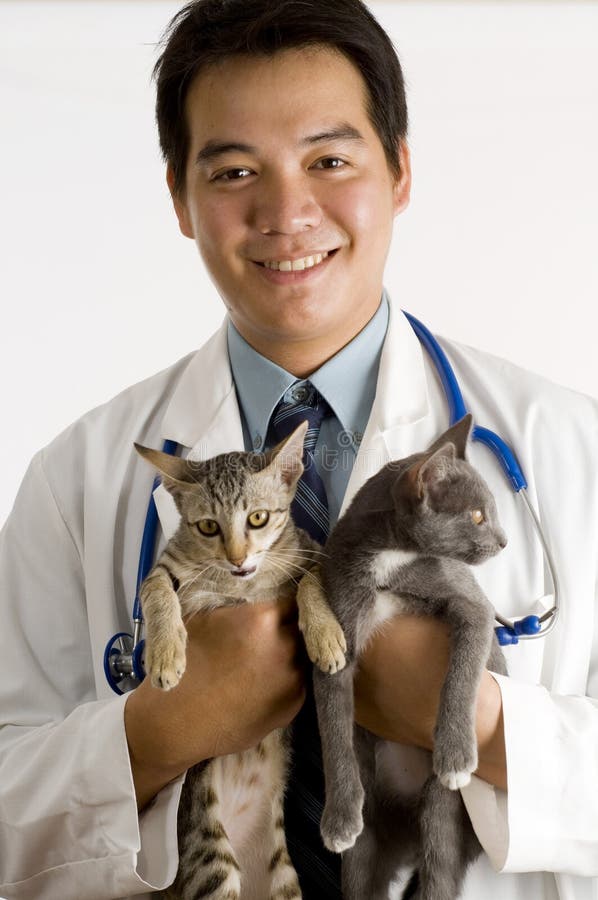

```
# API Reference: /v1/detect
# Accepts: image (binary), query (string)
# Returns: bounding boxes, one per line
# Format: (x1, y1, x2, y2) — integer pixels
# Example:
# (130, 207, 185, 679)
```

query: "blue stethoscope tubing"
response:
(104, 313, 560, 694)
(104, 439, 179, 694)
(403, 312, 560, 647)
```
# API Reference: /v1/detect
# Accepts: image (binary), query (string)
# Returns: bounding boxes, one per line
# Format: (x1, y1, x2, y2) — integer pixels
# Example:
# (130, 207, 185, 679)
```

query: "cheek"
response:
(196, 533, 225, 557)
(328, 177, 395, 246)
(191, 194, 244, 259)
(247, 519, 284, 556)
(248, 526, 270, 551)
(243, 533, 264, 565)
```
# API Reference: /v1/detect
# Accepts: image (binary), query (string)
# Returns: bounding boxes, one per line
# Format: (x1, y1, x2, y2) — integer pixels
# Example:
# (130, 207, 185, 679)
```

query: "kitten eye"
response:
(248, 510, 269, 528)
(197, 519, 220, 536)
(471, 509, 485, 525)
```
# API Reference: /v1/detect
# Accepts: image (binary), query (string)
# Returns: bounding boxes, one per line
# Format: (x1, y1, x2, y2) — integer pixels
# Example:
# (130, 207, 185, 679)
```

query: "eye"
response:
(312, 157, 347, 171)
(248, 510, 270, 528)
(211, 167, 253, 183)
(197, 519, 220, 536)
(471, 509, 485, 525)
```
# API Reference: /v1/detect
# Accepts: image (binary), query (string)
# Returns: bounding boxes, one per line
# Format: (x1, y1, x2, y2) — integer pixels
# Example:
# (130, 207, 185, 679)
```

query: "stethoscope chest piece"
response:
(103, 631, 146, 695)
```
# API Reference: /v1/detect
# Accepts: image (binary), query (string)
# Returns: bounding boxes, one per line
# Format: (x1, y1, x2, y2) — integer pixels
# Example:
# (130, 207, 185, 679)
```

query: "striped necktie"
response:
(267, 382, 342, 898)
(269, 384, 331, 545)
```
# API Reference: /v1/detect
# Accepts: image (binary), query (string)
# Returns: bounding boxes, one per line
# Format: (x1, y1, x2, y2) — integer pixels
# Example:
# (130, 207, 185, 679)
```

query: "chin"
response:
(466, 549, 494, 565)
(263, 305, 333, 337)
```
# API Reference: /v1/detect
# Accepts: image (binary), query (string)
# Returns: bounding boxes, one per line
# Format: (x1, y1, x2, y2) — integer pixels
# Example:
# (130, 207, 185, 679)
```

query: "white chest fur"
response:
(371, 549, 419, 586)
(355, 550, 419, 654)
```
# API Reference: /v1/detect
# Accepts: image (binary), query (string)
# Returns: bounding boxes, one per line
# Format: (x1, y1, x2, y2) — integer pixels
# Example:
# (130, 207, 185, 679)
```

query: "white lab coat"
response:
(1, 298, 597, 900)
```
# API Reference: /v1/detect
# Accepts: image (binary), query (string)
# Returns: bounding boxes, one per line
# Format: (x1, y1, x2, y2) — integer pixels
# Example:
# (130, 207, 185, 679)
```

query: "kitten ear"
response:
(134, 443, 199, 485)
(264, 421, 307, 488)
(419, 443, 456, 488)
(395, 444, 456, 505)
(427, 413, 473, 460)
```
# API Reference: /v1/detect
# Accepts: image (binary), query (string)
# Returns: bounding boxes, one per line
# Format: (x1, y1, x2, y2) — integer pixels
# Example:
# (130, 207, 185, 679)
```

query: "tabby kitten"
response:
(135, 422, 343, 900)
(299, 415, 509, 900)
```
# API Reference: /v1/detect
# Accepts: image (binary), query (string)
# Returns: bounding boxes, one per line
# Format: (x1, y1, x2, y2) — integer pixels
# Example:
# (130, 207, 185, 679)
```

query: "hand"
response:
(125, 597, 306, 809)
(353, 615, 507, 789)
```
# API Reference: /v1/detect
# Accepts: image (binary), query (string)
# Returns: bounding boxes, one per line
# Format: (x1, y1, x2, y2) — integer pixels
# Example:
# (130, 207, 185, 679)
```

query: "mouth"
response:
(252, 249, 339, 282)
(463, 547, 494, 565)
(231, 566, 257, 578)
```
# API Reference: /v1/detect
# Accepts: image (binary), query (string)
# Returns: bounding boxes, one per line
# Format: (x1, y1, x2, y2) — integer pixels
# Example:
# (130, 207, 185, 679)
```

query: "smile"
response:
(262, 252, 329, 271)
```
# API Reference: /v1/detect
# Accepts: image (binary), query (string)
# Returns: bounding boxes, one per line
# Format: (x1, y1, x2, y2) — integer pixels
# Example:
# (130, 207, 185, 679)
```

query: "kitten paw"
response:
(303, 623, 347, 674)
(145, 630, 187, 691)
(296, 568, 347, 673)
(320, 786, 364, 852)
(433, 742, 478, 791)
(438, 769, 472, 790)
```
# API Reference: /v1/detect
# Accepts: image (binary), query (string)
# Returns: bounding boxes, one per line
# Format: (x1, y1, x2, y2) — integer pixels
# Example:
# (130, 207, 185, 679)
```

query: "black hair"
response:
(153, 0, 408, 196)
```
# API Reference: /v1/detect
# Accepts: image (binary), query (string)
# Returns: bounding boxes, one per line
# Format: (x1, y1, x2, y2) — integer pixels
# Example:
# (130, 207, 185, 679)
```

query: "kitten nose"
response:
(497, 530, 508, 549)
(229, 556, 246, 568)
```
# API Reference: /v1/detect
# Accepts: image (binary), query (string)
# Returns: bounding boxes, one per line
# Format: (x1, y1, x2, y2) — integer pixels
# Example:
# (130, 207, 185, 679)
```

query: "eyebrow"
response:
(195, 123, 366, 166)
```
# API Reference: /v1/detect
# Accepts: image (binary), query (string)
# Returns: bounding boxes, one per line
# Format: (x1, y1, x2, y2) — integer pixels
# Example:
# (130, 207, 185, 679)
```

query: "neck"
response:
(230, 304, 382, 378)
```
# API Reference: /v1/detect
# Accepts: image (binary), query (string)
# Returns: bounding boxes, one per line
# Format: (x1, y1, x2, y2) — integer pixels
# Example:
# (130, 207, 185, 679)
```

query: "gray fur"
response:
(313, 415, 508, 900)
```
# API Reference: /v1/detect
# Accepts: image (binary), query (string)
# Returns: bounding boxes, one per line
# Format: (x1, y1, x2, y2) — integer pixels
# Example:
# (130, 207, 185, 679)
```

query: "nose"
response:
(497, 530, 508, 550)
(253, 171, 322, 235)
(229, 555, 246, 568)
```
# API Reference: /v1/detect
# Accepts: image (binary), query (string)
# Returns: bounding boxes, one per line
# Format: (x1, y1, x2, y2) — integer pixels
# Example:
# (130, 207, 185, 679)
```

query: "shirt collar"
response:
(227, 294, 389, 450)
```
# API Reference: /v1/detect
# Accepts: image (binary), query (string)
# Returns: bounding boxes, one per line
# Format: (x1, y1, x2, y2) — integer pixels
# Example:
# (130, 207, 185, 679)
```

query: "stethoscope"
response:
(104, 312, 560, 695)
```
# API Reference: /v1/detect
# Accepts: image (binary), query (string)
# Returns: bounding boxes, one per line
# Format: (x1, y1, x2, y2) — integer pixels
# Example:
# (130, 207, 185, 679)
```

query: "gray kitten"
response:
(300, 415, 508, 900)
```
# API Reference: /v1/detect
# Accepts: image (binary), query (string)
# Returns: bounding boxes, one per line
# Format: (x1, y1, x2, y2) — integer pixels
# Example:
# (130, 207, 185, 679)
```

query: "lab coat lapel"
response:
(152, 319, 245, 543)
(340, 299, 433, 516)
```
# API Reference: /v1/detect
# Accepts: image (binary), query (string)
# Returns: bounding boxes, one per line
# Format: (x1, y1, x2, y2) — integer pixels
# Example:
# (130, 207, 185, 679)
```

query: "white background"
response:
(1, 1, 597, 526)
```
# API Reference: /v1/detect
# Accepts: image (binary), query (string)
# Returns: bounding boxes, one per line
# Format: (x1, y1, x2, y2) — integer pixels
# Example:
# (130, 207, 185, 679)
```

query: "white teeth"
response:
(264, 251, 329, 271)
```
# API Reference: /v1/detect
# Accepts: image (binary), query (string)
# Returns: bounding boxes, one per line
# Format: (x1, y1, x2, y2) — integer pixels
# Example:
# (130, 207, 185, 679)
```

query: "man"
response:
(1, 1, 597, 898)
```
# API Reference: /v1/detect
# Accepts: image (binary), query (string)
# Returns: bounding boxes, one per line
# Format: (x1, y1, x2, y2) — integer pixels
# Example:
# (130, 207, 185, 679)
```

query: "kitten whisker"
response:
(265, 554, 322, 587)
(269, 547, 331, 558)
(178, 561, 220, 596)
(264, 557, 302, 587)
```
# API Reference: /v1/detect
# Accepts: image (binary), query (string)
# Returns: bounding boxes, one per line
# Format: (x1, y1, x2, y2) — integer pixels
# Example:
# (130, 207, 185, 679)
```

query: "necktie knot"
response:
(270, 383, 332, 453)
(267, 382, 331, 546)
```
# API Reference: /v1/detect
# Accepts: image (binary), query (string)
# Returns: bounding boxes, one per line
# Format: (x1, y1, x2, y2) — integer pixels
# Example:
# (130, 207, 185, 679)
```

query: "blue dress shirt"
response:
(227, 293, 389, 527)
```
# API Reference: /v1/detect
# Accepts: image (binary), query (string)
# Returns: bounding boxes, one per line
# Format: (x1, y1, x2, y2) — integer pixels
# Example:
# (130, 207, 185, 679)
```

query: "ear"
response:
(427, 414, 473, 460)
(134, 443, 198, 485)
(394, 444, 456, 505)
(166, 164, 194, 240)
(419, 443, 456, 488)
(392, 140, 412, 218)
(263, 421, 307, 489)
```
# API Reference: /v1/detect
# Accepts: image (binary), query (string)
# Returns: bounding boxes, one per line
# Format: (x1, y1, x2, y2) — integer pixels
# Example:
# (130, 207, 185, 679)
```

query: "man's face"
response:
(170, 45, 411, 363)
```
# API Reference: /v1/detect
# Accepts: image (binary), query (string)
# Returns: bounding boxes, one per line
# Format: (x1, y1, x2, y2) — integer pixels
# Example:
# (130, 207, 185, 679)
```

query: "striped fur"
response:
(136, 428, 340, 899)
